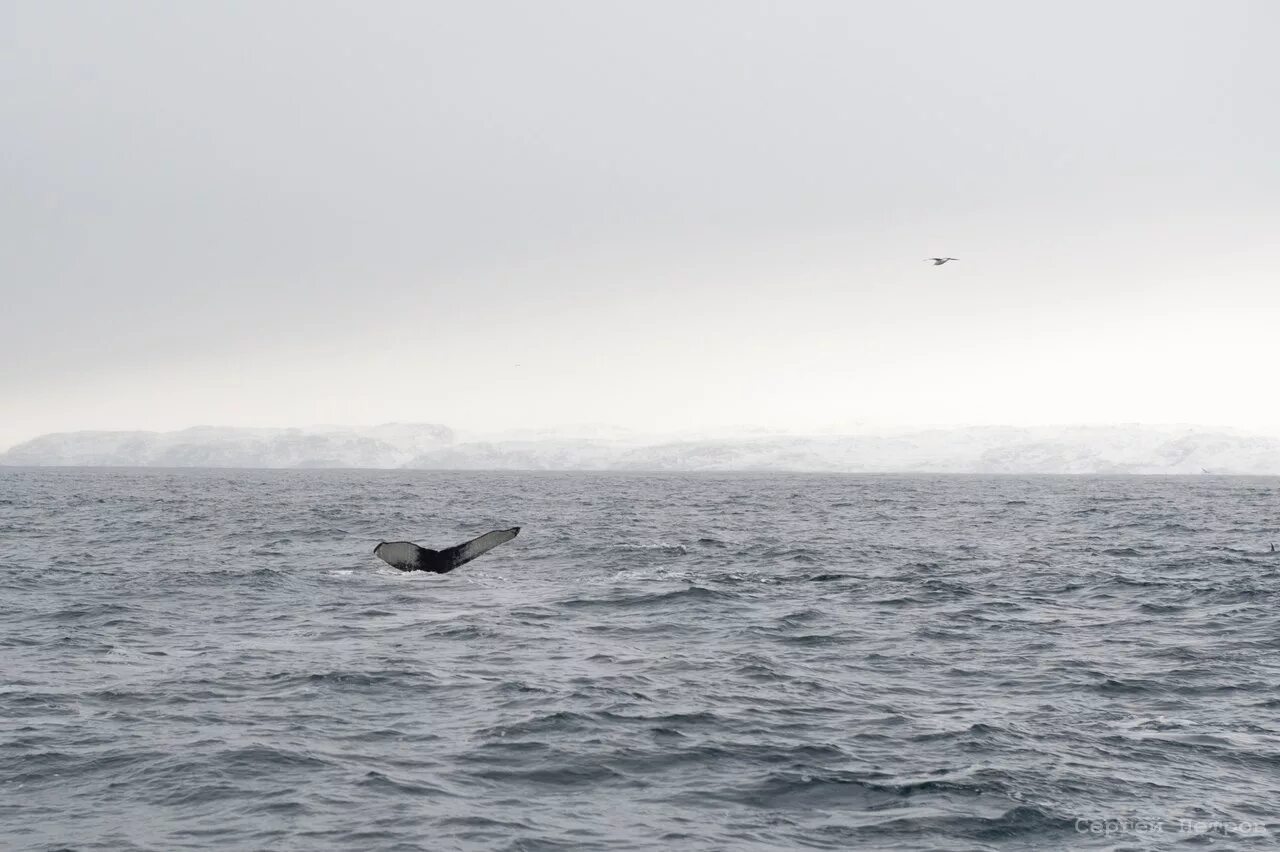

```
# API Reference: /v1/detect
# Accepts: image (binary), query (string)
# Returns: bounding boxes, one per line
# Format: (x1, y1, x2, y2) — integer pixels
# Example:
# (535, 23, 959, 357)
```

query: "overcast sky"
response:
(3, 0, 1278, 448)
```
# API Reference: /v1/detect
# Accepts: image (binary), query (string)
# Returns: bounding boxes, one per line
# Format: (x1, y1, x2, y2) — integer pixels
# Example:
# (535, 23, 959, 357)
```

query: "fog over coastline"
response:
(5, 421, 1280, 475)
(4, 2, 1278, 457)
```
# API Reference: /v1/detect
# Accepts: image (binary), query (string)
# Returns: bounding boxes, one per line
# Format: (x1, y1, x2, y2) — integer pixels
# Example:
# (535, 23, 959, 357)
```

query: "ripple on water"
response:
(2, 469, 1279, 850)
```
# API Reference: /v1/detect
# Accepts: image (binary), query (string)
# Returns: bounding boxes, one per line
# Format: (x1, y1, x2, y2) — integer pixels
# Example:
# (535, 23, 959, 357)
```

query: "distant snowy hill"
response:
(0, 424, 454, 469)
(3, 423, 1279, 473)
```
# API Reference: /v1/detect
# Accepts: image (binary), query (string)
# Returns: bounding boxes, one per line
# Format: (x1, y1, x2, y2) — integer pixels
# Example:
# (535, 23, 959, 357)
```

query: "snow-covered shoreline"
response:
(4, 423, 1280, 474)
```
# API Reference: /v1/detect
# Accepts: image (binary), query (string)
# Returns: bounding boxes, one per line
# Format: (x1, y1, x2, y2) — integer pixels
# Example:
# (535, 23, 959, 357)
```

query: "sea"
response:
(2, 468, 1278, 851)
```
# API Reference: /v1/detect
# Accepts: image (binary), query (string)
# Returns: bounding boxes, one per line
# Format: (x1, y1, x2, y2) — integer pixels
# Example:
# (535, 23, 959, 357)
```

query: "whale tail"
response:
(375, 527, 521, 573)
(436, 527, 521, 572)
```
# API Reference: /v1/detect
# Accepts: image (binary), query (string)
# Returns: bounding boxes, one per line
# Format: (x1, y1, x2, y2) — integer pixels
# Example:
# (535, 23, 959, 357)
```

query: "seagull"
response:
(926, 257, 958, 265)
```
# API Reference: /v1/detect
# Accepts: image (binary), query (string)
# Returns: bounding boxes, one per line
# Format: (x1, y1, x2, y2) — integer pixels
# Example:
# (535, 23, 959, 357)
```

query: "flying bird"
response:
(374, 527, 520, 573)
(926, 257, 958, 265)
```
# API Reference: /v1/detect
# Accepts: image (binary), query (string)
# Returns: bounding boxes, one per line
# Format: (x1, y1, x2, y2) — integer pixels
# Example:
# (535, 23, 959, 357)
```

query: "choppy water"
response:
(2, 469, 1278, 850)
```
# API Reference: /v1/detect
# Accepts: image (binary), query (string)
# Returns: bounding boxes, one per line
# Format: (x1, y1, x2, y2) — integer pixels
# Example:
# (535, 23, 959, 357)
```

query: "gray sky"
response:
(4, 0, 1278, 449)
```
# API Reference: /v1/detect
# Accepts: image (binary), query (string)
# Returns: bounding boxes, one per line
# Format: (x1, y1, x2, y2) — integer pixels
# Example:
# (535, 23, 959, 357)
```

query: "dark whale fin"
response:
(373, 541, 436, 571)
(436, 527, 521, 572)
(374, 527, 520, 573)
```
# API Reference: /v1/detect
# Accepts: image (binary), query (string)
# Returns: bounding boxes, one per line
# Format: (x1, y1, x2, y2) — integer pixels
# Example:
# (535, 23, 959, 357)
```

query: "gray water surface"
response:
(2, 469, 1278, 850)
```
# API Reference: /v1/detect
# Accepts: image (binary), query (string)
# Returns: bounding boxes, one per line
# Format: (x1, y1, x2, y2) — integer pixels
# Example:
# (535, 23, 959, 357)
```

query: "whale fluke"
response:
(374, 527, 521, 573)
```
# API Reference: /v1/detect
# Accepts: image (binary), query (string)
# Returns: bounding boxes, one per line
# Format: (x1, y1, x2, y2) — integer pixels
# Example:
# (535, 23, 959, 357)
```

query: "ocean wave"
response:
(4, 469, 1280, 850)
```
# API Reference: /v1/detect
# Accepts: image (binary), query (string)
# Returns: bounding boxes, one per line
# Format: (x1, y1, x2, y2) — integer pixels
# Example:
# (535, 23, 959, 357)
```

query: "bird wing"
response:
(436, 527, 521, 572)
